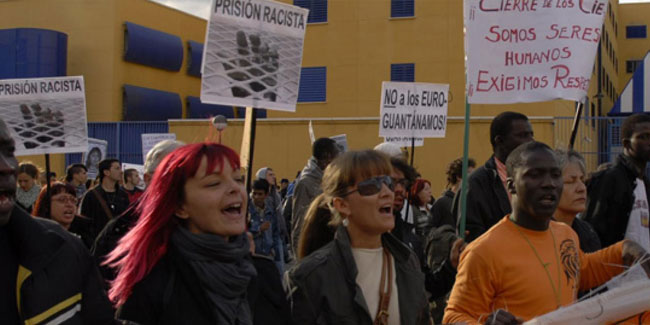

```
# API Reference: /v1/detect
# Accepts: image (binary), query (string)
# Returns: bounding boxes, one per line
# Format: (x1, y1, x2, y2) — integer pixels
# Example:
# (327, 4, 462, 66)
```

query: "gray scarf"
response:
(171, 227, 257, 324)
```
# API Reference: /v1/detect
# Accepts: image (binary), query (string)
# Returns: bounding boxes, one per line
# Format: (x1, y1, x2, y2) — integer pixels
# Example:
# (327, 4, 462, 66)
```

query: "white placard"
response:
(464, 0, 607, 104)
(0, 76, 88, 156)
(141, 133, 176, 163)
(201, 0, 309, 112)
(84, 138, 108, 180)
(379, 82, 449, 139)
(384, 136, 424, 148)
(122, 163, 145, 189)
(330, 134, 348, 153)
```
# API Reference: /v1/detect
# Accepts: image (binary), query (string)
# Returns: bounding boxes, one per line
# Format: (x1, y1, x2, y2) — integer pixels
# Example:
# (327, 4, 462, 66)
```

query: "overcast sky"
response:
(150, 0, 211, 19)
(151, 0, 650, 20)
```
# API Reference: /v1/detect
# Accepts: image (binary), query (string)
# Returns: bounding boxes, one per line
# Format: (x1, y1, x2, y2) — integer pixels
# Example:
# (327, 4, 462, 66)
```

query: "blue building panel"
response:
(123, 84, 182, 121)
(391, 0, 415, 18)
(294, 0, 327, 23)
(391, 63, 415, 82)
(0, 28, 67, 79)
(124, 22, 183, 71)
(119, 122, 169, 164)
(187, 96, 236, 118)
(298, 67, 326, 102)
(187, 41, 203, 77)
(626, 25, 647, 39)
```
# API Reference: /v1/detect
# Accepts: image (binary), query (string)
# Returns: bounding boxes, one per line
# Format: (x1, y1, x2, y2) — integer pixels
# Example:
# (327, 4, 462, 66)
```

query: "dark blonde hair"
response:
(297, 150, 392, 259)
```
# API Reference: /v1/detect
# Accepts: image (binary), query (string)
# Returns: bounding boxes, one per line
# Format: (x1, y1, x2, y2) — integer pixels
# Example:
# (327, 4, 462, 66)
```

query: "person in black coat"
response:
(452, 111, 534, 242)
(584, 113, 650, 249)
(431, 158, 475, 229)
(0, 118, 113, 324)
(108, 143, 257, 325)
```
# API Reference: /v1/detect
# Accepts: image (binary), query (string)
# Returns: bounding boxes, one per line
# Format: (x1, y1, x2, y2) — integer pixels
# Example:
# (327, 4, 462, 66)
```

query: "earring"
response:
(342, 218, 349, 227)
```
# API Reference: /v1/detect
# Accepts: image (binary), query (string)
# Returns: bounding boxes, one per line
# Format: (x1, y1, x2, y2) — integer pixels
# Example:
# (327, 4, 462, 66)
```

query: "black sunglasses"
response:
(344, 176, 394, 197)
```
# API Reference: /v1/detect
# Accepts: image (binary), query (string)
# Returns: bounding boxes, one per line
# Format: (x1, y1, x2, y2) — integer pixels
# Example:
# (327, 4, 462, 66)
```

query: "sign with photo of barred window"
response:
(0, 76, 88, 156)
(200, 0, 309, 112)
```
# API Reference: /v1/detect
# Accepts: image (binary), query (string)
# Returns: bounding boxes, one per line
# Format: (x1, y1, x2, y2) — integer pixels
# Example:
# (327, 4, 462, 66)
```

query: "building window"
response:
(294, 0, 327, 23)
(298, 67, 326, 102)
(391, 63, 415, 82)
(391, 0, 414, 18)
(627, 60, 642, 73)
(626, 25, 647, 39)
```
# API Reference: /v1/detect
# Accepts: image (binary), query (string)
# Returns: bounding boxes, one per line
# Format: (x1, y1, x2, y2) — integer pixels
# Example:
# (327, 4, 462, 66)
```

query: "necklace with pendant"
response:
(513, 221, 562, 308)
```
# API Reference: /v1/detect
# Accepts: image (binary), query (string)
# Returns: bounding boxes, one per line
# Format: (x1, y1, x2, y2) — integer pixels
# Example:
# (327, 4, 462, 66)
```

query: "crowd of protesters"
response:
(1, 111, 650, 324)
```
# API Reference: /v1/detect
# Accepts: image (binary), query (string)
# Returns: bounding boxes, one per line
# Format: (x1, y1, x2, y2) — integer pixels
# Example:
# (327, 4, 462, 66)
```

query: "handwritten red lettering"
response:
(546, 24, 599, 43)
(486, 26, 536, 43)
(551, 64, 590, 90)
(579, 0, 605, 15)
(479, 0, 539, 12)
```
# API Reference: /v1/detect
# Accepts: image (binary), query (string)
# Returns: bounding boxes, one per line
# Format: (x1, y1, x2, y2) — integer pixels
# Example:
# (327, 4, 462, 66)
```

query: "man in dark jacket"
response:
(584, 113, 650, 250)
(290, 137, 339, 253)
(0, 118, 113, 324)
(79, 158, 129, 239)
(452, 111, 534, 242)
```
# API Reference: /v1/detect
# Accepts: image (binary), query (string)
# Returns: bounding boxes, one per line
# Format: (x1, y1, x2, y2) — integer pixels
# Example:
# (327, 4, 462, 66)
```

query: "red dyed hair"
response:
(105, 143, 241, 306)
(409, 178, 431, 206)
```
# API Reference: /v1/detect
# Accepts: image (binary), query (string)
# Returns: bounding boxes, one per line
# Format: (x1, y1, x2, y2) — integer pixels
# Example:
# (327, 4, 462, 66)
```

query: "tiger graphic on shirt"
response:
(560, 239, 579, 291)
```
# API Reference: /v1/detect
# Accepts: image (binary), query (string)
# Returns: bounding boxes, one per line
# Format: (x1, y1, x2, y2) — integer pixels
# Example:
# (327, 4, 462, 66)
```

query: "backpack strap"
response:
(91, 188, 114, 220)
(373, 248, 392, 325)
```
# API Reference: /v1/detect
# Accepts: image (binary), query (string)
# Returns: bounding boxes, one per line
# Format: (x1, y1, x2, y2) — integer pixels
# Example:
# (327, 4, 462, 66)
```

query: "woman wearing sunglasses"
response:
(289, 150, 430, 325)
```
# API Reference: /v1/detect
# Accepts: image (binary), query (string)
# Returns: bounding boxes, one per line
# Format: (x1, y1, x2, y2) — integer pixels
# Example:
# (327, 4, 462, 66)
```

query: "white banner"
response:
(84, 138, 108, 180)
(464, 0, 606, 104)
(0, 76, 88, 156)
(141, 133, 176, 163)
(330, 134, 348, 153)
(379, 82, 449, 139)
(201, 0, 308, 112)
(384, 136, 424, 147)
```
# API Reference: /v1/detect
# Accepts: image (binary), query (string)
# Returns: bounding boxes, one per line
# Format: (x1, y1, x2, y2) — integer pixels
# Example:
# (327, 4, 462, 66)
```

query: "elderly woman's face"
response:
(177, 156, 247, 238)
(557, 161, 587, 215)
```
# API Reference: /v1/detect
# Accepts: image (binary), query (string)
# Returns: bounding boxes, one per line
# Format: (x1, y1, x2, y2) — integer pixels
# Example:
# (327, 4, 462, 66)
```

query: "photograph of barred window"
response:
(200, 0, 308, 112)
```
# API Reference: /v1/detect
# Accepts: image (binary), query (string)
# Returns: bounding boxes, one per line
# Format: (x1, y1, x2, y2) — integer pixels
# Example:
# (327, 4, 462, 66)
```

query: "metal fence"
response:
(553, 116, 624, 173)
(65, 121, 168, 166)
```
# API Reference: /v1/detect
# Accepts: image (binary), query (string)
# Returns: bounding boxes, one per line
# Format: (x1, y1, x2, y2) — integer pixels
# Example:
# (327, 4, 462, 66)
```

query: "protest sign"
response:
(384, 136, 424, 148)
(379, 82, 449, 139)
(122, 163, 145, 189)
(464, 0, 607, 104)
(0, 76, 88, 156)
(330, 134, 348, 153)
(201, 0, 308, 112)
(84, 138, 108, 180)
(141, 133, 176, 162)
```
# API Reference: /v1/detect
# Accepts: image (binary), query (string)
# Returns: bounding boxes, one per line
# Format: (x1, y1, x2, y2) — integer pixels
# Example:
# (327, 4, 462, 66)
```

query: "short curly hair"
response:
(446, 157, 476, 186)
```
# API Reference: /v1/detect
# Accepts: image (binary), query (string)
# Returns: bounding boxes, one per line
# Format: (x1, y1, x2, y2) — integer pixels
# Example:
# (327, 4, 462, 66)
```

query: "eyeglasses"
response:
(344, 176, 394, 197)
(52, 196, 78, 205)
(392, 177, 410, 189)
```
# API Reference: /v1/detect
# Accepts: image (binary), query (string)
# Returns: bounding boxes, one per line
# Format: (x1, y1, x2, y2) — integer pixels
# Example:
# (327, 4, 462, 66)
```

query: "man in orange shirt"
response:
(443, 141, 650, 325)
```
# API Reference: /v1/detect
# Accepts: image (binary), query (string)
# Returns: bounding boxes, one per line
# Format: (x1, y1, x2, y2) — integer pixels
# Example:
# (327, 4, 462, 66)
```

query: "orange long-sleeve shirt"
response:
(443, 216, 624, 324)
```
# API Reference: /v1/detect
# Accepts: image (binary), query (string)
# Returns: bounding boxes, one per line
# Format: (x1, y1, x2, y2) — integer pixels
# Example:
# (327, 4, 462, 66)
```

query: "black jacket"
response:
(7, 206, 113, 324)
(117, 241, 232, 325)
(452, 156, 511, 242)
(584, 154, 650, 248)
(79, 186, 130, 239)
(248, 254, 292, 325)
(431, 189, 455, 228)
(288, 226, 430, 325)
(117, 237, 260, 325)
(91, 203, 139, 285)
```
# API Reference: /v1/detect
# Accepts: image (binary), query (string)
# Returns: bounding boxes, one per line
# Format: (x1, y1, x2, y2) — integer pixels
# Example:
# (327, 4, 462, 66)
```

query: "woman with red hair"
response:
(409, 178, 434, 237)
(107, 143, 255, 324)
